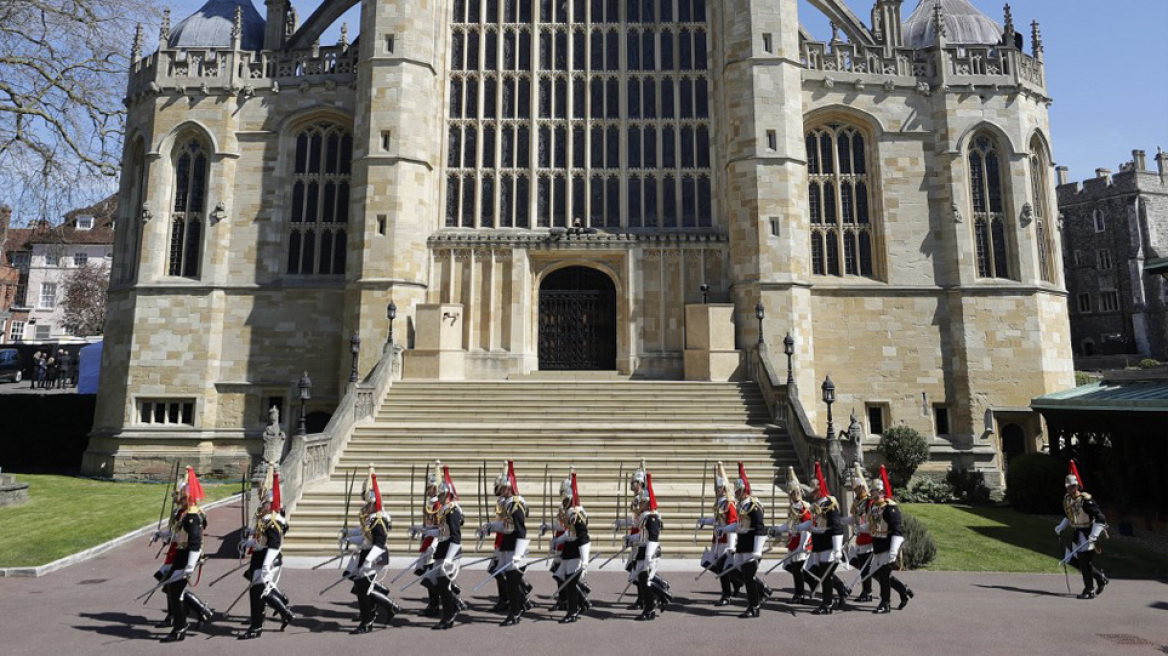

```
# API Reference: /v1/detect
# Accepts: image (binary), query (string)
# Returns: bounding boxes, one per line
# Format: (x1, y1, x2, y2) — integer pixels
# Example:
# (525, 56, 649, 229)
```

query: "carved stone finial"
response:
(1003, 4, 1015, 43)
(830, 21, 841, 44)
(132, 23, 143, 60)
(159, 8, 171, 45)
(286, 6, 298, 37)
(933, 1, 946, 42)
(340, 22, 349, 48)
(231, 6, 243, 44)
(1031, 20, 1043, 55)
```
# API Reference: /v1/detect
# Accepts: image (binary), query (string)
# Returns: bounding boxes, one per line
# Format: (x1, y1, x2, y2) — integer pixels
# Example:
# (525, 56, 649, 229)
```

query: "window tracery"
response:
(168, 136, 207, 278)
(969, 133, 1011, 279)
(287, 122, 351, 275)
(806, 122, 876, 277)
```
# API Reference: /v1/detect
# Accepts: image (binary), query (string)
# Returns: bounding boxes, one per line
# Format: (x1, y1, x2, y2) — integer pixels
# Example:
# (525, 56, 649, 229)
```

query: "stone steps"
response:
(283, 379, 798, 558)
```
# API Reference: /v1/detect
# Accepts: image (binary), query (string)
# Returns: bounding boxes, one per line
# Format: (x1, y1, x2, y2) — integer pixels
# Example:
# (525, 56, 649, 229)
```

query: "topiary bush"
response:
(900, 512, 936, 570)
(1006, 452, 1066, 514)
(897, 475, 955, 504)
(947, 465, 992, 505)
(1139, 358, 1160, 369)
(876, 425, 930, 488)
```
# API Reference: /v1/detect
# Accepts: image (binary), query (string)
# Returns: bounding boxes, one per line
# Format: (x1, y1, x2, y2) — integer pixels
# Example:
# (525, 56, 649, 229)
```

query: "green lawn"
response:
(0, 474, 237, 568)
(904, 503, 1168, 578)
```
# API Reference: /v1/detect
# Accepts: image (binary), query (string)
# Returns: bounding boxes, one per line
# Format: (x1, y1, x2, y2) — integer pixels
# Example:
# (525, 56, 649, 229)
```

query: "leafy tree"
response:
(60, 261, 108, 336)
(876, 425, 930, 488)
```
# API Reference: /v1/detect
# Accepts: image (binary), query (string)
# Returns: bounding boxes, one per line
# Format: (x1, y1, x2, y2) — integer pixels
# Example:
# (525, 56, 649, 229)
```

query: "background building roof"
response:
(168, 0, 265, 51)
(904, 0, 1003, 49)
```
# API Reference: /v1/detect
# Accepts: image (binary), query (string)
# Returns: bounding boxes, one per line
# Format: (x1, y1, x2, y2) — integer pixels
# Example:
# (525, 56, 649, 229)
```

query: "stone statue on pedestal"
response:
(262, 405, 287, 466)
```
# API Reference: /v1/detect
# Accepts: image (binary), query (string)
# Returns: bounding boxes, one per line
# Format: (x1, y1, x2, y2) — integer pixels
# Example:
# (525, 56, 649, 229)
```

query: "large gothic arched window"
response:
(445, 0, 713, 230)
(806, 122, 876, 277)
(122, 138, 147, 283)
(969, 133, 1011, 279)
(169, 137, 207, 278)
(287, 122, 352, 275)
(1029, 136, 1054, 283)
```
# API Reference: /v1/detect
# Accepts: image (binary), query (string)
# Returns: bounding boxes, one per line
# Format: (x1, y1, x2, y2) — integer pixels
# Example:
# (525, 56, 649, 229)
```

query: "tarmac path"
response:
(2, 499, 1166, 655)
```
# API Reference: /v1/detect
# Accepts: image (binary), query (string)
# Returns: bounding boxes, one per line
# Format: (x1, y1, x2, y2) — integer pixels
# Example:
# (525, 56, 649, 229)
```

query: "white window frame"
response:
(76, 215, 94, 230)
(39, 282, 57, 309)
(74, 252, 88, 267)
(8, 320, 25, 342)
(35, 324, 52, 340)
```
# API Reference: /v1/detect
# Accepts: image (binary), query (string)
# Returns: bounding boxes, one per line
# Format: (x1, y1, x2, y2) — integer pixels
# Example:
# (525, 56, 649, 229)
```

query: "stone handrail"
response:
(750, 345, 819, 481)
(280, 343, 402, 514)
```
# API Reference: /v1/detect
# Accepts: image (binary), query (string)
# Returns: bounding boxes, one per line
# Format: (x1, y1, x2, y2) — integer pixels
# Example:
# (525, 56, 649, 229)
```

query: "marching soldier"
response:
(696, 461, 741, 606)
(413, 464, 444, 618)
(799, 462, 848, 615)
(1056, 461, 1109, 600)
(869, 466, 914, 613)
(720, 463, 771, 618)
(841, 463, 875, 603)
(341, 466, 401, 633)
(239, 468, 295, 639)
(616, 461, 672, 621)
(478, 461, 532, 627)
(156, 467, 214, 643)
(549, 468, 591, 623)
(412, 464, 465, 629)
(485, 466, 513, 613)
(767, 467, 813, 603)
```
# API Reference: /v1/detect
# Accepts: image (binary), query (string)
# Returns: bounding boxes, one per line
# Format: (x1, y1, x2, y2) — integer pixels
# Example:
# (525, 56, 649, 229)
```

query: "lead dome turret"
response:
(903, 0, 1003, 49)
(168, 0, 266, 51)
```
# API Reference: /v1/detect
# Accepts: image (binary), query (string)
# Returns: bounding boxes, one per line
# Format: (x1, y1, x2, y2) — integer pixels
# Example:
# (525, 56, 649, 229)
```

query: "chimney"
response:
(1096, 168, 1112, 183)
(1156, 147, 1166, 180)
(1133, 150, 1147, 171)
(1055, 166, 1069, 186)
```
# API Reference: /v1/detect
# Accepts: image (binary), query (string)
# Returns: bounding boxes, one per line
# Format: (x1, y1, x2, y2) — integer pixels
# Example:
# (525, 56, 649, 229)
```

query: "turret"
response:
(871, 0, 904, 48)
(264, 0, 288, 51)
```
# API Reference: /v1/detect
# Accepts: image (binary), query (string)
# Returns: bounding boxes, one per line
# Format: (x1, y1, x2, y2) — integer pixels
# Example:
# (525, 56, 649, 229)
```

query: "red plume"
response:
(737, 461, 751, 495)
(185, 467, 205, 505)
(570, 471, 579, 507)
(1068, 460, 1083, 489)
(271, 471, 282, 513)
(646, 472, 658, 511)
(814, 461, 829, 499)
(507, 461, 519, 495)
(443, 465, 459, 500)
(371, 471, 383, 512)
(879, 465, 892, 500)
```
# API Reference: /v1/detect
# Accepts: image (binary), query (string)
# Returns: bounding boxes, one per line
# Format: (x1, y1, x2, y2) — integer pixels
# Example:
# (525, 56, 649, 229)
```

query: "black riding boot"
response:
(501, 571, 526, 626)
(739, 561, 761, 618)
(369, 586, 400, 625)
(813, 564, 835, 615)
(264, 590, 295, 630)
(635, 573, 657, 621)
(183, 590, 214, 628)
(240, 586, 265, 639)
(352, 582, 375, 634)
(434, 579, 459, 630)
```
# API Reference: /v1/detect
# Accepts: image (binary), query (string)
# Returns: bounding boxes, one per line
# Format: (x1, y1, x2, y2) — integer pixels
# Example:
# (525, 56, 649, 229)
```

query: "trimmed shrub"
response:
(1139, 358, 1160, 369)
(1006, 452, 1065, 514)
(947, 465, 992, 505)
(900, 512, 936, 570)
(876, 426, 930, 488)
(898, 475, 955, 504)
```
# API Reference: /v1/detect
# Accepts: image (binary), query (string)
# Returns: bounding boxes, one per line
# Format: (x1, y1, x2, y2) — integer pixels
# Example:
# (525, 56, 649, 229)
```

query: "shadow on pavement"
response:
(973, 584, 1068, 598)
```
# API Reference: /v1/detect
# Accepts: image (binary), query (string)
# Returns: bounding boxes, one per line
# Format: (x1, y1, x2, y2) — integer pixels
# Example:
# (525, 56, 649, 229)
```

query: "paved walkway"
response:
(2, 500, 1166, 655)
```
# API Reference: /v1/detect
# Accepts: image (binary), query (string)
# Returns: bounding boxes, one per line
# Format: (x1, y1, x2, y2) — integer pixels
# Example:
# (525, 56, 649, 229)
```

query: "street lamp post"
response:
(297, 371, 312, 436)
(386, 301, 397, 346)
(755, 302, 765, 345)
(821, 375, 836, 436)
(700, 283, 709, 304)
(783, 332, 795, 385)
(349, 333, 361, 383)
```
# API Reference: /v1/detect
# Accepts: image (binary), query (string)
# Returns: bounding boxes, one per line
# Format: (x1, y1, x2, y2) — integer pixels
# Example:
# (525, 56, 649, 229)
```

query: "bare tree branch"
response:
(0, 0, 159, 220)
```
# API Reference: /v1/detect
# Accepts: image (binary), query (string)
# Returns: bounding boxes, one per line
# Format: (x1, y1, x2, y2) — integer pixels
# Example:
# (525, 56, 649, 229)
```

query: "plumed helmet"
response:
(180, 466, 205, 507)
(425, 461, 440, 492)
(735, 462, 751, 495)
(440, 464, 459, 499)
(877, 465, 892, 499)
(560, 466, 575, 501)
(630, 459, 647, 491)
(714, 461, 729, 491)
(785, 466, 804, 496)
(1066, 460, 1083, 490)
(495, 461, 510, 489)
(850, 462, 869, 495)
(363, 465, 383, 512)
(814, 461, 830, 500)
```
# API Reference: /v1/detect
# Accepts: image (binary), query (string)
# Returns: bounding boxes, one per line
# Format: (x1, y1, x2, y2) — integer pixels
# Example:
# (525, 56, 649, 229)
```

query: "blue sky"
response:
(165, 0, 1167, 180)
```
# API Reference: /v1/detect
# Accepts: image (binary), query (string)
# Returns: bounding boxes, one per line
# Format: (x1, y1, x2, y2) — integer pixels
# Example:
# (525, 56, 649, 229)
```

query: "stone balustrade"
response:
(127, 45, 358, 97)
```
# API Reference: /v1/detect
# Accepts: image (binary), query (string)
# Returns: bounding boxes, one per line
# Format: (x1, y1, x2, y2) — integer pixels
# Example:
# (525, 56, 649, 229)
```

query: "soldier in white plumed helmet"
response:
(477, 461, 532, 627)
(155, 467, 214, 643)
(412, 463, 465, 629)
(696, 461, 742, 606)
(239, 467, 294, 639)
(767, 466, 814, 603)
(1056, 460, 1109, 600)
(340, 465, 401, 633)
(548, 467, 591, 623)
(839, 462, 875, 604)
(796, 462, 849, 615)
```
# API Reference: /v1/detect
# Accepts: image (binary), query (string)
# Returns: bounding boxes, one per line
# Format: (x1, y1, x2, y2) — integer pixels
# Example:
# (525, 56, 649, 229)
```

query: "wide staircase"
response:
(285, 377, 799, 560)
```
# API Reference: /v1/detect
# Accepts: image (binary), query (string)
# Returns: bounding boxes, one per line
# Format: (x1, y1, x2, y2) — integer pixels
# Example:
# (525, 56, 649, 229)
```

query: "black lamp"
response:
(783, 332, 795, 384)
(700, 283, 709, 304)
(349, 333, 361, 383)
(387, 301, 397, 345)
(822, 375, 836, 436)
(297, 371, 312, 436)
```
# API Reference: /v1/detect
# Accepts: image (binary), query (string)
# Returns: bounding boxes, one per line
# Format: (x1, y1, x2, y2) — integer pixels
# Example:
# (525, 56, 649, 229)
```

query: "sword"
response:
(694, 459, 707, 544)
(407, 464, 417, 552)
(319, 575, 350, 596)
(225, 584, 250, 615)
(844, 552, 875, 594)
(1060, 539, 1095, 565)
(1059, 537, 1071, 593)
(617, 581, 633, 602)
(208, 561, 248, 587)
(598, 544, 630, 569)
(766, 549, 803, 575)
(612, 462, 624, 547)
(695, 552, 729, 581)
(311, 553, 346, 570)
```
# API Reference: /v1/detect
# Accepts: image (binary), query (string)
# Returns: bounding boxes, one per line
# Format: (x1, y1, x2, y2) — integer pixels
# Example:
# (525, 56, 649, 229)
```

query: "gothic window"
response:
(969, 133, 1011, 279)
(445, 0, 713, 230)
(1029, 136, 1055, 283)
(805, 123, 876, 277)
(287, 123, 351, 275)
(168, 137, 207, 278)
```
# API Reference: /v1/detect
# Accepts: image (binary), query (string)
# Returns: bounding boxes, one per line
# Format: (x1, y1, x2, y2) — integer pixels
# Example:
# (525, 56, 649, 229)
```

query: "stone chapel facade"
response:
(84, 0, 1074, 478)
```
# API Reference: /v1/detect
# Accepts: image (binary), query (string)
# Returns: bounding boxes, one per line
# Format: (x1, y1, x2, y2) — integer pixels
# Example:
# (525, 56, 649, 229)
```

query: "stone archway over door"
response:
(538, 267, 617, 371)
